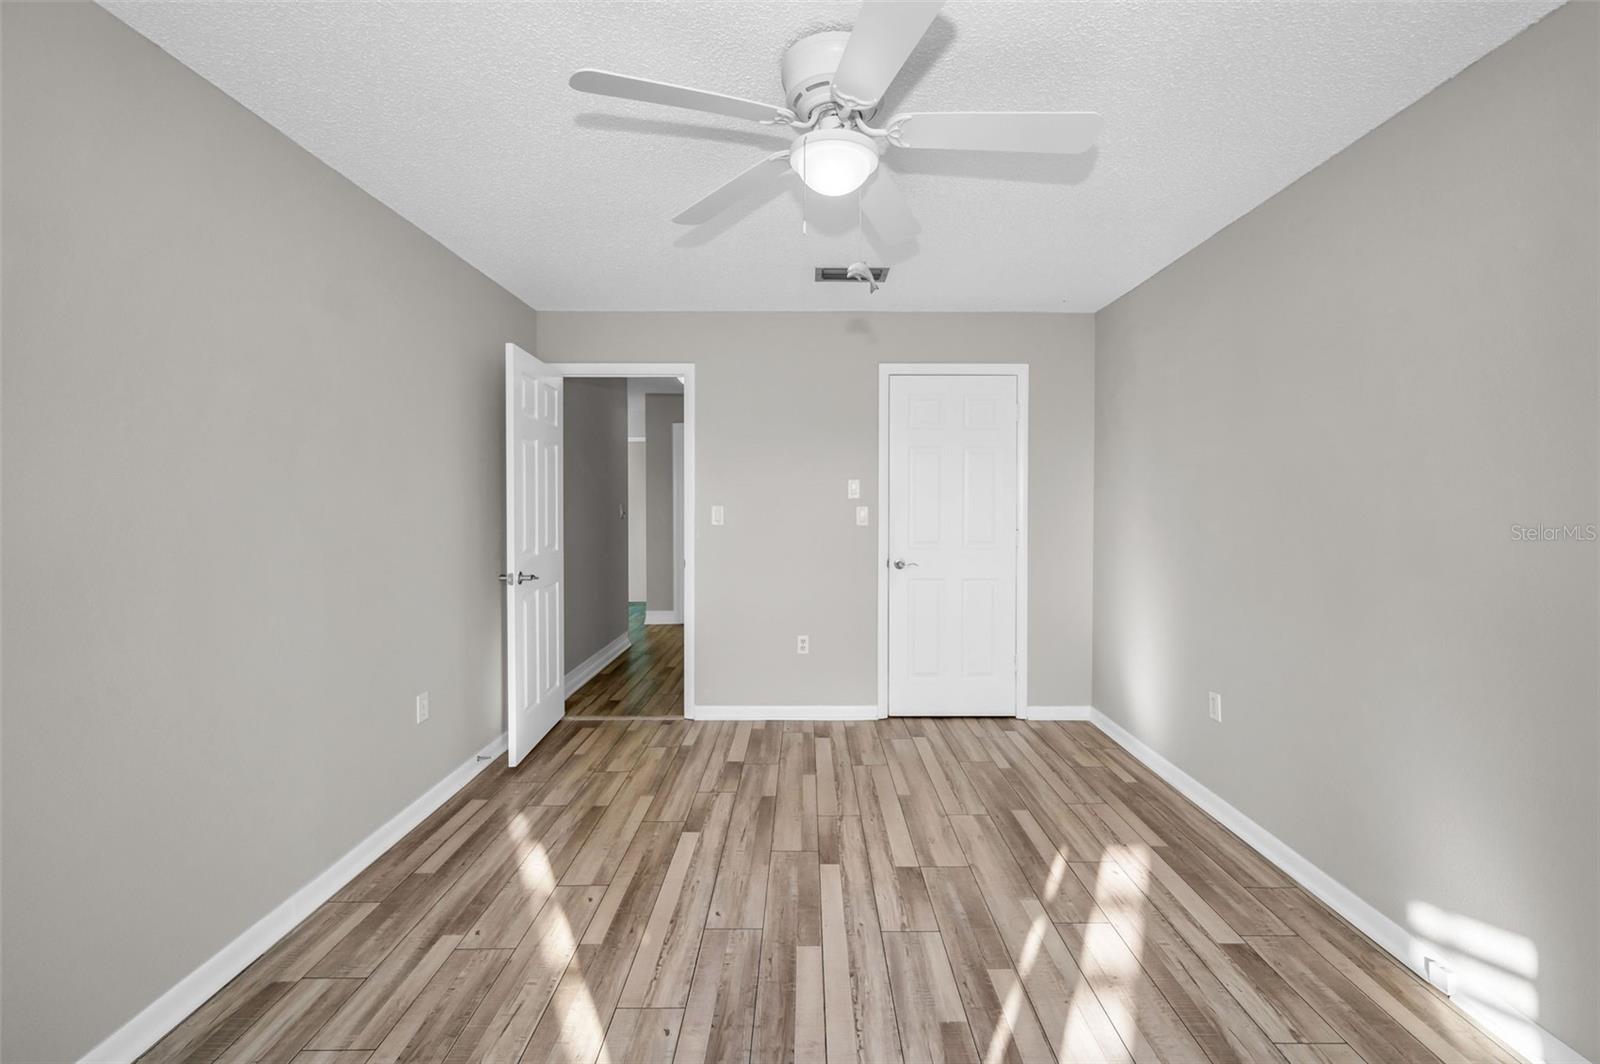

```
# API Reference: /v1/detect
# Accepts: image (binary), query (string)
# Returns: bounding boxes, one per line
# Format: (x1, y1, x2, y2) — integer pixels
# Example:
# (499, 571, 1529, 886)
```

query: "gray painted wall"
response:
(645, 393, 684, 614)
(628, 440, 648, 601)
(1093, 5, 1599, 1057)
(537, 313, 1096, 708)
(0, 5, 538, 1060)
(562, 378, 629, 667)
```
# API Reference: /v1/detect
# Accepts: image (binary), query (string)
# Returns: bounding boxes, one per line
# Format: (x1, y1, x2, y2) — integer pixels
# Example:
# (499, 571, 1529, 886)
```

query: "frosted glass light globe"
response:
(790, 129, 880, 197)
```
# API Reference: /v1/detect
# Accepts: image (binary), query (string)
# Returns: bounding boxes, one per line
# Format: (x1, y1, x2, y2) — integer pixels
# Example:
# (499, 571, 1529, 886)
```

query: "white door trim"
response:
(877, 363, 1029, 718)
(671, 422, 685, 624)
(549, 362, 696, 719)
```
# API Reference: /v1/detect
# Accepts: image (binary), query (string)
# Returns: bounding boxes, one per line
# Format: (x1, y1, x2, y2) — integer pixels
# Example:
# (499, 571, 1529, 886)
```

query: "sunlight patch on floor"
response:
(983, 967, 1030, 1064)
(498, 827, 611, 1064)
(1081, 850, 1152, 1059)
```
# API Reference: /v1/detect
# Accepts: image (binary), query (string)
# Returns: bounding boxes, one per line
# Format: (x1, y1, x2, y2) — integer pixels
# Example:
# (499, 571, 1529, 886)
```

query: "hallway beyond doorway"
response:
(568, 602, 684, 718)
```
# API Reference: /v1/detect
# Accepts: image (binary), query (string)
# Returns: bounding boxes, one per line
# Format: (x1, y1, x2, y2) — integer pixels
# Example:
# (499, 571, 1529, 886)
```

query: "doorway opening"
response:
(560, 371, 691, 720)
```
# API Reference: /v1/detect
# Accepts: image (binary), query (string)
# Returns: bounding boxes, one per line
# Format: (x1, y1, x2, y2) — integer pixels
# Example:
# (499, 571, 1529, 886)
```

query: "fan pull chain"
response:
(857, 184, 865, 257)
(801, 144, 808, 235)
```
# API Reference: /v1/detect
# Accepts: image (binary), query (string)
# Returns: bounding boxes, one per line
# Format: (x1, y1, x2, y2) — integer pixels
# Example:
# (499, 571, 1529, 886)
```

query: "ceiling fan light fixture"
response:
(789, 128, 880, 197)
(570, 1, 1105, 238)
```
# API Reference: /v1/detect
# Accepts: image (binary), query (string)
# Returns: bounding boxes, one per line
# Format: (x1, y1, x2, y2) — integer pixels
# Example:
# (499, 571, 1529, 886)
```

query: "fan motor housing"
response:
(782, 31, 873, 123)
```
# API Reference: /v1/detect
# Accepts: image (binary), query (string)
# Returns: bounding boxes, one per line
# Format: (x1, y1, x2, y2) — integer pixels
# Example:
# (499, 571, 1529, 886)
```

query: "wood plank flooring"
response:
(142, 717, 1524, 1064)
(568, 603, 683, 719)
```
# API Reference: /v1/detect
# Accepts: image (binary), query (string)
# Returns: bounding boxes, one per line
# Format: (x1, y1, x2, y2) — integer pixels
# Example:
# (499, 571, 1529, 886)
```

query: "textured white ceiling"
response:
(102, 1, 1559, 313)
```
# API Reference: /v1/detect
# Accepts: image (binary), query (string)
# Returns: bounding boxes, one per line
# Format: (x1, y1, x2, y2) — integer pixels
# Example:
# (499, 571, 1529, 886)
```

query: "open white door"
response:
(504, 343, 564, 766)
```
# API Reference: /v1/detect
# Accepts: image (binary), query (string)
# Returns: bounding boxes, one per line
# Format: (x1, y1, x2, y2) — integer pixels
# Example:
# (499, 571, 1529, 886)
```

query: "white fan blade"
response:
(860, 169, 919, 246)
(673, 152, 792, 225)
(831, 1, 944, 111)
(891, 111, 1103, 154)
(571, 69, 795, 125)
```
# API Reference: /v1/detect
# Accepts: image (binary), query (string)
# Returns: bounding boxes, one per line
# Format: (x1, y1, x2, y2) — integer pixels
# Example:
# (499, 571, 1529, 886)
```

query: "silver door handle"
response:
(892, 559, 919, 570)
(498, 571, 538, 585)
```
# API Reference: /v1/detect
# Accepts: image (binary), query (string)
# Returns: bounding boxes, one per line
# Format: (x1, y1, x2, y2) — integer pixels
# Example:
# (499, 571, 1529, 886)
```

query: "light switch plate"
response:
(710, 505, 725, 526)
(416, 692, 430, 724)
(855, 506, 870, 526)
(847, 478, 861, 499)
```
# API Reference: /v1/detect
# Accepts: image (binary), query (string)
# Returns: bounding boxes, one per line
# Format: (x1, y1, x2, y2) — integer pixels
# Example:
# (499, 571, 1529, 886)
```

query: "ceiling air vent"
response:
(815, 266, 889, 283)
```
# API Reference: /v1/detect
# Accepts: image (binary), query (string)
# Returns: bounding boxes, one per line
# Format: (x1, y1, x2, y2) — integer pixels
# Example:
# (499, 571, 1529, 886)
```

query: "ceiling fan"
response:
(569, 0, 1101, 245)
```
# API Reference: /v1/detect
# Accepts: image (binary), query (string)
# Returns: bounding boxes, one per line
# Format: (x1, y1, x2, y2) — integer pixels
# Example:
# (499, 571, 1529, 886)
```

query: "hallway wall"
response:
(645, 393, 685, 615)
(563, 378, 630, 667)
(629, 442, 648, 601)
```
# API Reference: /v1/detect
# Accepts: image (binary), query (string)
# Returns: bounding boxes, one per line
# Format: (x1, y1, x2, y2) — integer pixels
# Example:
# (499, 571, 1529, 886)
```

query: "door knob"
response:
(498, 571, 538, 585)
(892, 559, 919, 570)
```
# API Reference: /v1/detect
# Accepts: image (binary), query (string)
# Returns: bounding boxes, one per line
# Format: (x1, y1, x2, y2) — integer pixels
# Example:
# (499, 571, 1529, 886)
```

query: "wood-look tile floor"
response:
(568, 603, 683, 719)
(141, 716, 1523, 1064)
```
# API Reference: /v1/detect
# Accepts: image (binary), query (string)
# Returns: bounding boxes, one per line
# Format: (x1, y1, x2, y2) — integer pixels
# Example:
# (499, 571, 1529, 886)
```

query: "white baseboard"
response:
(692, 704, 883, 721)
(643, 610, 681, 625)
(79, 731, 509, 1064)
(1087, 708, 1590, 1064)
(691, 705, 1088, 723)
(1021, 705, 1092, 721)
(564, 632, 630, 697)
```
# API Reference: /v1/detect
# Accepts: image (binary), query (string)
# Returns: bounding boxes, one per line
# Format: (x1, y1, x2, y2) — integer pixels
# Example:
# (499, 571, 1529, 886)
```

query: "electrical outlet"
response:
(416, 691, 430, 724)
(855, 505, 870, 526)
(710, 505, 725, 526)
(796, 635, 810, 655)
(847, 478, 861, 499)
(1424, 957, 1454, 995)
(1208, 692, 1222, 723)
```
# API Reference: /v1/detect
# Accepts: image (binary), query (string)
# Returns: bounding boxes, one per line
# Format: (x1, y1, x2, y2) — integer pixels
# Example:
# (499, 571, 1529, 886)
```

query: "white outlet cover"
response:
(710, 505, 725, 526)
(1208, 692, 1222, 722)
(416, 691, 430, 723)
(797, 635, 809, 654)
(855, 505, 870, 526)
(847, 478, 861, 499)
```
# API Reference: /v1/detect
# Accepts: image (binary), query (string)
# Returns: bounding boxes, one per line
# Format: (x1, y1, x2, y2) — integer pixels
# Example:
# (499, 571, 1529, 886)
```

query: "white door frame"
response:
(549, 362, 696, 719)
(671, 423, 685, 625)
(877, 363, 1029, 718)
